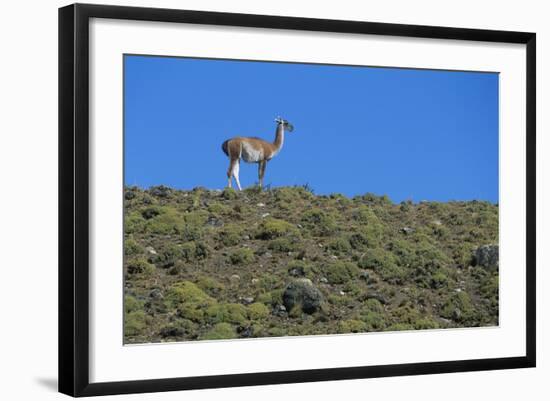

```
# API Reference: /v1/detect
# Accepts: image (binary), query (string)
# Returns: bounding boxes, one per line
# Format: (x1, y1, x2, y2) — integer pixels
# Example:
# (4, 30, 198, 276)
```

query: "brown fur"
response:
(222, 136, 280, 160)
(222, 122, 289, 189)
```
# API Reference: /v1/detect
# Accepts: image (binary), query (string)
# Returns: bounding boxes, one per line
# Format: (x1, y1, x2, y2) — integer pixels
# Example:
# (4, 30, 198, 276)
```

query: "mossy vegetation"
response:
(206, 303, 248, 325)
(126, 257, 155, 276)
(247, 302, 270, 320)
(164, 281, 216, 322)
(124, 185, 499, 344)
(228, 248, 255, 265)
(256, 218, 299, 240)
(200, 323, 237, 340)
(124, 295, 148, 337)
(323, 261, 360, 284)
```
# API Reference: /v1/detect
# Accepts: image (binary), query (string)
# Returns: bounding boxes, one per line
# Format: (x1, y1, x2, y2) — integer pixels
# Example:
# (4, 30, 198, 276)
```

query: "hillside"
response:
(123, 185, 499, 344)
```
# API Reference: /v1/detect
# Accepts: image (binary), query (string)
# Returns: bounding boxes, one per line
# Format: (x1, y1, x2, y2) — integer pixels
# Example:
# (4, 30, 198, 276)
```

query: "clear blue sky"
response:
(124, 55, 499, 203)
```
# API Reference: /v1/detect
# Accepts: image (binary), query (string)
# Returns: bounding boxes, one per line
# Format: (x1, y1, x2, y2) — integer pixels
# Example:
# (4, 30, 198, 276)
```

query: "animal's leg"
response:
(232, 160, 242, 191)
(258, 160, 267, 188)
(257, 161, 263, 188)
(227, 159, 235, 188)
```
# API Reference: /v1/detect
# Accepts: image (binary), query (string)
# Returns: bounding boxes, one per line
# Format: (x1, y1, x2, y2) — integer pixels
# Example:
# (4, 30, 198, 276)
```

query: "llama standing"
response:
(221, 117, 294, 190)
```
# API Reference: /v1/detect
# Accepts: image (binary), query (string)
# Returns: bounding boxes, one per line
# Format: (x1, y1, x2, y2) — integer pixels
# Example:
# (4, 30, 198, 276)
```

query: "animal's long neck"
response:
(273, 123, 285, 153)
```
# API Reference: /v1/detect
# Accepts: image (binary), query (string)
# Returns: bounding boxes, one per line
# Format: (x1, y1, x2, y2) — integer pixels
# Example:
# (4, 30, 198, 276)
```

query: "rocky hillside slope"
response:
(123, 185, 499, 344)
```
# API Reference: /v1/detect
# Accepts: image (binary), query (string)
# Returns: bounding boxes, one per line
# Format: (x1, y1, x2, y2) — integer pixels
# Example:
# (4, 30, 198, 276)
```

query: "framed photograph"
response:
(58, 3, 536, 397)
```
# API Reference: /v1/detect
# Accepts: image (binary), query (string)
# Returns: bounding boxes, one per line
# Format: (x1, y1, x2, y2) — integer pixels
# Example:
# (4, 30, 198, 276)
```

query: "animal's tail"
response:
(221, 139, 230, 157)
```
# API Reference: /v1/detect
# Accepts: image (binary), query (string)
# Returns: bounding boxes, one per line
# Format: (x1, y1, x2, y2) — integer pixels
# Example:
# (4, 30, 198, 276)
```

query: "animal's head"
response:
(275, 116, 294, 133)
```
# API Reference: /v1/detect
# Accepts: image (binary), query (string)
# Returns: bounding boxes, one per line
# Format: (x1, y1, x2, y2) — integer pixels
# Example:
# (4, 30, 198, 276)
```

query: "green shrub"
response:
(327, 293, 350, 306)
(392, 303, 422, 322)
(201, 323, 236, 340)
(125, 295, 143, 313)
(194, 241, 209, 259)
(348, 231, 369, 250)
(150, 244, 182, 268)
(125, 211, 146, 234)
(206, 303, 248, 325)
(256, 218, 298, 240)
(165, 281, 213, 307)
(361, 311, 387, 331)
(399, 200, 412, 212)
(168, 262, 184, 276)
(255, 292, 273, 305)
(429, 270, 449, 289)
(288, 305, 303, 318)
(251, 324, 266, 337)
(479, 273, 499, 310)
(358, 193, 393, 206)
(180, 211, 208, 241)
(140, 193, 156, 205)
(268, 237, 300, 253)
(343, 282, 362, 297)
(158, 323, 186, 339)
(208, 202, 230, 215)
(475, 210, 498, 235)
(452, 243, 475, 268)
(258, 275, 280, 291)
(384, 265, 409, 285)
(338, 319, 367, 333)
(124, 310, 146, 337)
(323, 261, 360, 284)
(414, 241, 451, 270)
(296, 183, 315, 195)
(364, 298, 385, 314)
(267, 327, 286, 337)
(177, 241, 209, 262)
(431, 224, 450, 239)
(358, 299, 387, 330)
(414, 317, 440, 330)
(301, 209, 338, 236)
(124, 238, 143, 256)
(219, 224, 244, 246)
(386, 323, 414, 332)
(329, 193, 352, 207)
(328, 237, 352, 255)
(256, 289, 284, 306)
(286, 260, 313, 278)
(164, 281, 215, 322)
(180, 242, 197, 261)
(358, 248, 405, 283)
(229, 248, 255, 265)
(247, 302, 270, 320)
(354, 205, 380, 224)
(221, 188, 238, 200)
(126, 257, 155, 276)
(387, 240, 415, 267)
(274, 186, 313, 203)
(188, 190, 203, 209)
(440, 291, 475, 323)
(196, 276, 225, 295)
(243, 185, 263, 196)
(145, 207, 186, 235)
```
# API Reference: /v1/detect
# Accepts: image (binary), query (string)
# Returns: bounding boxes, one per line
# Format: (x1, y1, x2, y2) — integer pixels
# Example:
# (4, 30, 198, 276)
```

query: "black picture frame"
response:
(59, 3, 536, 397)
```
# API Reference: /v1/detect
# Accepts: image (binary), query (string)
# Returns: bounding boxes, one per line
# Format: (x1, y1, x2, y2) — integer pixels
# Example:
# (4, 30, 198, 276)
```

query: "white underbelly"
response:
(241, 143, 263, 163)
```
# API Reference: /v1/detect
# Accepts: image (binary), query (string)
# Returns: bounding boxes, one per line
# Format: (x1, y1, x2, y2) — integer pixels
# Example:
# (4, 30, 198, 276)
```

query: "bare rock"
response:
(240, 296, 255, 305)
(473, 244, 499, 269)
(282, 278, 324, 314)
